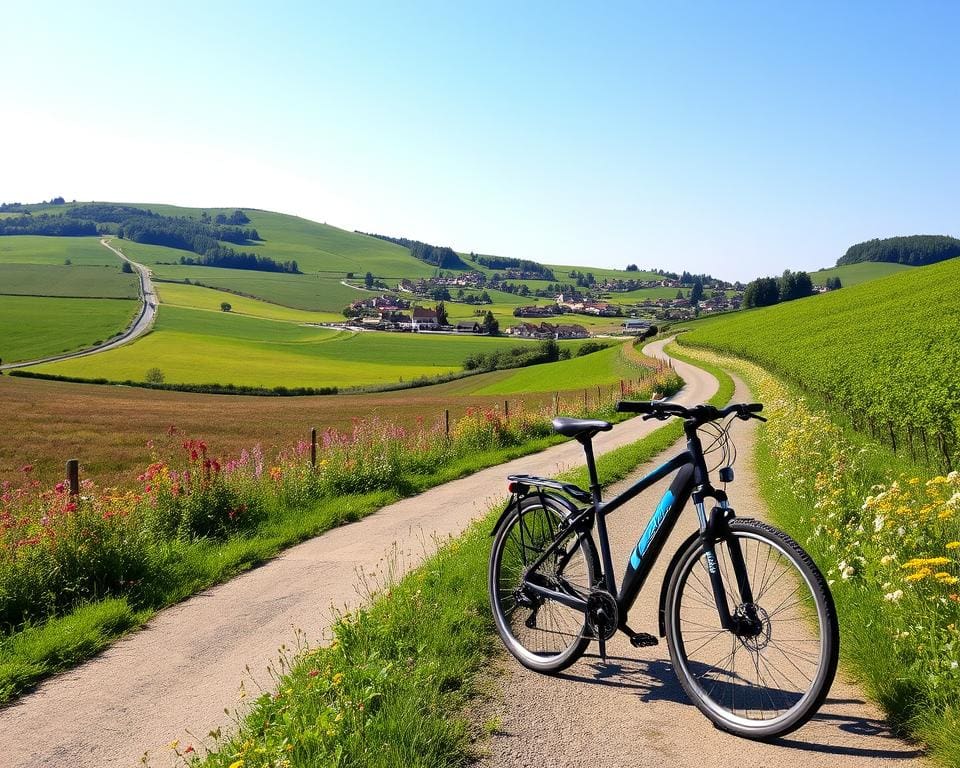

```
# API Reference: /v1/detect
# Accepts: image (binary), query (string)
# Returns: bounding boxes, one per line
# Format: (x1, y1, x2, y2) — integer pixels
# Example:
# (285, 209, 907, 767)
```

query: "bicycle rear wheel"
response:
(489, 495, 598, 673)
(664, 518, 838, 739)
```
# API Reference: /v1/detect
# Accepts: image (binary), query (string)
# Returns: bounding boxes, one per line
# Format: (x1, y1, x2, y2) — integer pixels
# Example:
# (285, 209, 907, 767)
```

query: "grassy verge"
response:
(181, 352, 730, 767)
(677, 343, 960, 768)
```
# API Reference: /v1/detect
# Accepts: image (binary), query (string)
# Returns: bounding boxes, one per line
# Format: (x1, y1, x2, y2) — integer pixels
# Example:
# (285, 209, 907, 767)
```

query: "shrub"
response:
(144, 367, 165, 384)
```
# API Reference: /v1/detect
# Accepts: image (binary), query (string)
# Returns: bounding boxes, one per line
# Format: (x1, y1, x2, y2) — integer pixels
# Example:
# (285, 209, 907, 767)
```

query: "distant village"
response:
(338, 268, 749, 337)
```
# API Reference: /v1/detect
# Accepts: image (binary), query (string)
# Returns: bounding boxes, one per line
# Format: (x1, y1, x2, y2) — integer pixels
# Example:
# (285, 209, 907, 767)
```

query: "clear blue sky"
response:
(1, 1, 956, 281)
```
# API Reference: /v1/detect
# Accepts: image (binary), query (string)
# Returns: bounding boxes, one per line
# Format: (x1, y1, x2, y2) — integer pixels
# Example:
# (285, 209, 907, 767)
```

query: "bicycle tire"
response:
(664, 518, 839, 739)
(489, 495, 599, 673)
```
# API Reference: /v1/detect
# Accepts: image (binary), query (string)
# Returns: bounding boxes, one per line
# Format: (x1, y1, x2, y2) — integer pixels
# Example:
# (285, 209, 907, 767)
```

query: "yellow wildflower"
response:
(229, 761, 245, 768)
(902, 557, 951, 569)
(935, 573, 959, 585)
(947, 542, 960, 550)
(332, 672, 344, 685)
(905, 568, 932, 582)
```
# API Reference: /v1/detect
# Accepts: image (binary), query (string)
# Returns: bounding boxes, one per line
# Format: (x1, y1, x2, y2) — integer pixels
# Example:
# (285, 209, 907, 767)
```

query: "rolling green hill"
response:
(679, 259, 960, 460)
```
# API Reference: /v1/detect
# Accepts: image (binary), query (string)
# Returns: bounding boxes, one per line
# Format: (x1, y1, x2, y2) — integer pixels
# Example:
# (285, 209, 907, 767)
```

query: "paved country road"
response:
(481, 371, 927, 768)
(0, 338, 712, 767)
(0, 238, 156, 371)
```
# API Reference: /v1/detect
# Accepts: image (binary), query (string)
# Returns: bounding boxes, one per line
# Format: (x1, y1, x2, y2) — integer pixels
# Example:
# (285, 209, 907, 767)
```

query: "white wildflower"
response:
(873, 515, 885, 532)
(883, 589, 903, 602)
(880, 554, 896, 566)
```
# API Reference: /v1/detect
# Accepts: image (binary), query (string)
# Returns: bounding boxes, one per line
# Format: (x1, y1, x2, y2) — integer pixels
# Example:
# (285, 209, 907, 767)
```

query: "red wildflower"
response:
(20, 465, 33, 474)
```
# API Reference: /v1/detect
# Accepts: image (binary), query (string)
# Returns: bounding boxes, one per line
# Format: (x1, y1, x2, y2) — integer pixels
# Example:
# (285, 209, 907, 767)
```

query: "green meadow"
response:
(0, 296, 138, 363)
(26, 305, 587, 388)
(154, 281, 342, 323)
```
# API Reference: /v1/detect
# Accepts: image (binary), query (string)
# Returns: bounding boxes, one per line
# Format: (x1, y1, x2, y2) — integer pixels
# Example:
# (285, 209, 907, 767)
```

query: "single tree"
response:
(364, 271, 374, 289)
(482, 310, 499, 335)
(435, 301, 448, 325)
(145, 367, 165, 384)
(121, 261, 133, 273)
(220, 302, 232, 312)
(690, 278, 704, 304)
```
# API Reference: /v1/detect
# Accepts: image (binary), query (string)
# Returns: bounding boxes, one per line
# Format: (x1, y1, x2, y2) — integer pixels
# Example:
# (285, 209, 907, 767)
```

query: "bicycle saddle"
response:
(551, 417, 613, 439)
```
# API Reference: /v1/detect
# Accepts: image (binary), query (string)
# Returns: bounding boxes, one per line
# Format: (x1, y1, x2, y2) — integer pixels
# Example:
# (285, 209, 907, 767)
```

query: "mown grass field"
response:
(0, 235, 120, 267)
(0, 296, 138, 363)
(680, 258, 960, 466)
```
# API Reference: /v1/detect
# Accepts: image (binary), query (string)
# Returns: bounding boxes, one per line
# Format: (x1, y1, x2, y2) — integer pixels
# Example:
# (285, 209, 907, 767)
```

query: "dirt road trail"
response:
(483, 373, 926, 768)
(0, 338, 711, 767)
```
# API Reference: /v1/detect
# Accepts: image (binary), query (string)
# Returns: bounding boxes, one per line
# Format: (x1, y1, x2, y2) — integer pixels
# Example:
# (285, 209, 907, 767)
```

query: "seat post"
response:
(577, 434, 602, 502)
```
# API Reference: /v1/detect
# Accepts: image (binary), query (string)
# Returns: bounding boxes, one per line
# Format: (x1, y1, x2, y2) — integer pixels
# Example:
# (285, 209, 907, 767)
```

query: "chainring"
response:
(586, 589, 619, 641)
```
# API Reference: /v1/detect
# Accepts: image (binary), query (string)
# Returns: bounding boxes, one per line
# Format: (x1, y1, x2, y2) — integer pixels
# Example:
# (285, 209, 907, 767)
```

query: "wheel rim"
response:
(493, 505, 592, 665)
(671, 530, 829, 731)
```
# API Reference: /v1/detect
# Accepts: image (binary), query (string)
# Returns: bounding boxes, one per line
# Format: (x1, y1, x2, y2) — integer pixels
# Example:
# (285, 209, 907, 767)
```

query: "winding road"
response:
(0, 341, 924, 766)
(0, 239, 156, 371)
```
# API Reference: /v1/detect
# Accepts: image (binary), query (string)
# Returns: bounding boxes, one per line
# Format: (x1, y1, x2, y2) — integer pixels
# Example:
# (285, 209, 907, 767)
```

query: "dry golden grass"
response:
(0, 373, 636, 488)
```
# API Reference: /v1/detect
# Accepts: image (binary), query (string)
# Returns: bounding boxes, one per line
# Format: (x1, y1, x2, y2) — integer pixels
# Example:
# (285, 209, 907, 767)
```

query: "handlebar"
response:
(615, 400, 766, 424)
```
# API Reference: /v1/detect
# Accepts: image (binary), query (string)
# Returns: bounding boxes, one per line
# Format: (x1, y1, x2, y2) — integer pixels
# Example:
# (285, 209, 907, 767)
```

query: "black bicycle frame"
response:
(519, 429, 754, 634)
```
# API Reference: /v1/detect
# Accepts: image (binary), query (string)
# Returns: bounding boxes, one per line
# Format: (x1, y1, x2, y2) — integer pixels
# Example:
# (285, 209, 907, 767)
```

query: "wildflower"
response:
(880, 554, 896, 566)
(873, 515, 885, 532)
(308, 669, 320, 678)
(884, 589, 904, 602)
(20, 465, 33, 474)
(229, 761, 244, 768)
(332, 672, 344, 685)
(905, 568, 932, 582)
(184, 745, 195, 754)
(947, 542, 960, 550)
(935, 573, 959, 585)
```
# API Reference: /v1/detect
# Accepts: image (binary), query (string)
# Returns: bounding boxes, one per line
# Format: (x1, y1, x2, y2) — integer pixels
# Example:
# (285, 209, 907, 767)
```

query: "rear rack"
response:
(508, 473, 592, 503)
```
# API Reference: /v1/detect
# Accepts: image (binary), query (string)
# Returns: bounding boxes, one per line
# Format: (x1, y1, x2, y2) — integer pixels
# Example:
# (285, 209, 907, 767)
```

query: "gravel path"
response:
(481, 373, 927, 768)
(0, 338, 712, 767)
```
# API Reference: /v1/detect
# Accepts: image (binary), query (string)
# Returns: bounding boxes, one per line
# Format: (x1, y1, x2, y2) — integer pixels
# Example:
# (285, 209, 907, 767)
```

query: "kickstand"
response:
(598, 636, 607, 663)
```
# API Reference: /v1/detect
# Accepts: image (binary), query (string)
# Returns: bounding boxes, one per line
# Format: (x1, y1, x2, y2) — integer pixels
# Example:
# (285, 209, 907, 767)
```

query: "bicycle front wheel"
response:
(489, 495, 598, 673)
(664, 518, 838, 739)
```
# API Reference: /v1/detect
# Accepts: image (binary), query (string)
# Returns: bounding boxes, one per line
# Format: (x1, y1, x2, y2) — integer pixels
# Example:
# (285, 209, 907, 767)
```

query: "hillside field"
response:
(808, 261, 912, 287)
(680, 258, 960, 464)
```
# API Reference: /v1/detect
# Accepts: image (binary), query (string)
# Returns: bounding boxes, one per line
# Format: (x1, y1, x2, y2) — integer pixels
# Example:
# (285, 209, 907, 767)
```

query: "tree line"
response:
(468, 253, 555, 280)
(837, 235, 960, 267)
(743, 270, 815, 308)
(358, 232, 471, 270)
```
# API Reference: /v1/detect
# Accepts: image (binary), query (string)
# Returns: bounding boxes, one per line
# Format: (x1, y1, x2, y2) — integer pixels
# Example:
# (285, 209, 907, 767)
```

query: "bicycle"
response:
(488, 399, 839, 739)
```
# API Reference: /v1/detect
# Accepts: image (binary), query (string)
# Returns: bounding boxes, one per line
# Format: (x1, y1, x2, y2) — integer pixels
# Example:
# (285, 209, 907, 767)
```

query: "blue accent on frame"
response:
(629, 490, 675, 570)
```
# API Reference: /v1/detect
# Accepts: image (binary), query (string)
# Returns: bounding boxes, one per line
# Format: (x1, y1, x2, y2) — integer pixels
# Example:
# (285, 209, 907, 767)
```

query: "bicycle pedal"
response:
(629, 632, 659, 648)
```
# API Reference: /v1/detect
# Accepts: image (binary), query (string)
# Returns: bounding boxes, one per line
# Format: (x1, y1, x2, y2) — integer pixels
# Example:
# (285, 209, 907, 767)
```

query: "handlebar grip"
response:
(615, 400, 655, 414)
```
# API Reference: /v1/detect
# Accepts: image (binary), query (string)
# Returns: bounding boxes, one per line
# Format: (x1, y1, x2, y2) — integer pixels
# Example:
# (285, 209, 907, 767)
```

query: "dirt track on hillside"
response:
(0, 338, 713, 767)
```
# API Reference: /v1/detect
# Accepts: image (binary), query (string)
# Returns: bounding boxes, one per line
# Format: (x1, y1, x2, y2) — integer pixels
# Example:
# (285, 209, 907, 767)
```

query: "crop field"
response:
(25, 305, 590, 388)
(808, 261, 912, 287)
(680, 258, 960, 465)
(0, 296, 138, 363)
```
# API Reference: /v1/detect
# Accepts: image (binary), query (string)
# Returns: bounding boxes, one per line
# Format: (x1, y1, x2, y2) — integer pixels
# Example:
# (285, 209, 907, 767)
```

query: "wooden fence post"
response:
(310, 427, 317, 468)
(66, 459, 79, 496)
(444, 409, 450, 437)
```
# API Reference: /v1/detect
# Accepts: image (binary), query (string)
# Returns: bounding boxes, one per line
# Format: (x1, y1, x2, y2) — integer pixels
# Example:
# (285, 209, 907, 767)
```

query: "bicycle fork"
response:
(696, 498, 759, 635)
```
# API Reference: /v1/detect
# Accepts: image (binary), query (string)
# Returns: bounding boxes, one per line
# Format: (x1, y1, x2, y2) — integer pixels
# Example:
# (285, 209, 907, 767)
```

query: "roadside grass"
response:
(0, 370, 682, 706)
(677, 344, 960, 768)
(181, 353, 732, 767)
(0, 295, 139, 363)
